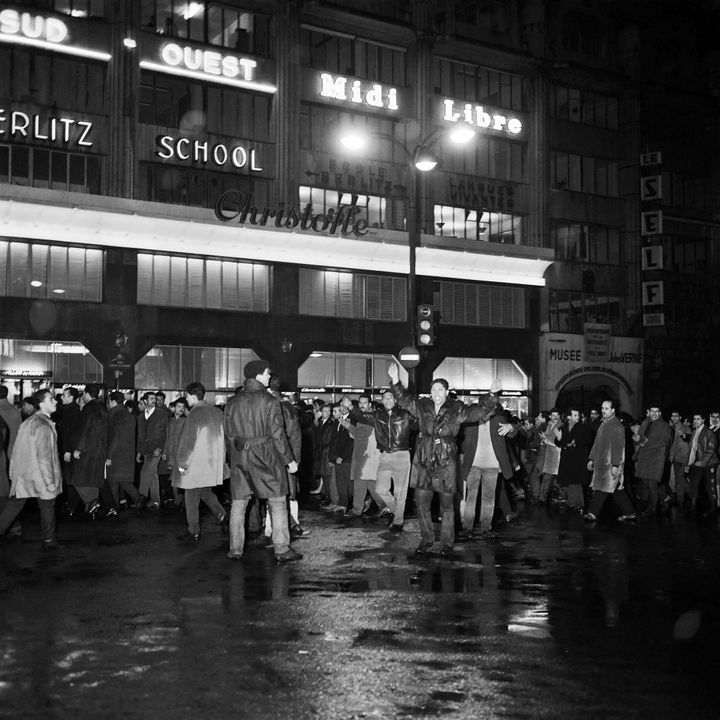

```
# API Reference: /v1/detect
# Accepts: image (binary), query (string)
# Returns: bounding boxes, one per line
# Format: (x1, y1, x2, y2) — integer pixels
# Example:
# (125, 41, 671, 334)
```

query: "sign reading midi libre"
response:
(215, 191, 369, 237)
(442, 98, 522, 136)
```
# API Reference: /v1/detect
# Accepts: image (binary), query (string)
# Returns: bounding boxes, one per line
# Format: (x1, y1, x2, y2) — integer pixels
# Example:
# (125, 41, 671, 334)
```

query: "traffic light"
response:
(416, 304, 435, 346)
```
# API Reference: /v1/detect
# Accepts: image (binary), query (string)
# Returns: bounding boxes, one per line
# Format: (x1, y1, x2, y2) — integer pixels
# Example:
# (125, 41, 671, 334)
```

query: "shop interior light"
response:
(52, 288, 66, 294)
(123, 37, 137, 49)
(30, 280, 42, 287)
(184, 2, 204, 20)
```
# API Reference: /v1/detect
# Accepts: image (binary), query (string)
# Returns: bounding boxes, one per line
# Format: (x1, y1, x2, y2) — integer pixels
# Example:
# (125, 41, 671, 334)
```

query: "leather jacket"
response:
(350, 406, 412, 453)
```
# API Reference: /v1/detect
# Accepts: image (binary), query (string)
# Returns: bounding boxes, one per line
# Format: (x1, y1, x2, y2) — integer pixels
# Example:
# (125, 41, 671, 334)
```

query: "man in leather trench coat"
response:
(388, 363, 499, 556)
(224, 360, 299, 562)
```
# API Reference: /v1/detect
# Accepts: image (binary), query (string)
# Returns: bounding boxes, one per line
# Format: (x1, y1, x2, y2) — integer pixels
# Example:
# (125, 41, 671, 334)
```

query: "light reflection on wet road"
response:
(1, 505, 719, 719)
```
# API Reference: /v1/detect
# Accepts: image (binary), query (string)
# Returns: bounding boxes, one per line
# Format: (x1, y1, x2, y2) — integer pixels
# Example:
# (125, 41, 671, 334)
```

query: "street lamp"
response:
(339, 122, 476, 388)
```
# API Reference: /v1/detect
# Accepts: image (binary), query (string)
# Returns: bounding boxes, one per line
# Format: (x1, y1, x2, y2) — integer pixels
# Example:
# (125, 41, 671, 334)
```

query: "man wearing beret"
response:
(224, 359, 300, 562)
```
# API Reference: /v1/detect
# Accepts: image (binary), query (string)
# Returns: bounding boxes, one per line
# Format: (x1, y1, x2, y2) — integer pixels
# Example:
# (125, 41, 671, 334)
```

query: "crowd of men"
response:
(0, 365, 719, 559)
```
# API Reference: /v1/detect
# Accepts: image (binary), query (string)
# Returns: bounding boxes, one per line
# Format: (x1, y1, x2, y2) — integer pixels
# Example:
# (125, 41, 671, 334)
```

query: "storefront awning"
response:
(0, 192, 554, 287)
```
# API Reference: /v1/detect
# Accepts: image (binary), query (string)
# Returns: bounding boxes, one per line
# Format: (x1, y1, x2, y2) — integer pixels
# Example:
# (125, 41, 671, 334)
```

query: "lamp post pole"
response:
(406, 161, 421, 392)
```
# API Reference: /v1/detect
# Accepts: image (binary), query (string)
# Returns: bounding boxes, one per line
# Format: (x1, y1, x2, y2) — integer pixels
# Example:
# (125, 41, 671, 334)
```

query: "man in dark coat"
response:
(388, 363, 498, 556)
(136, 391, 168, 511)
(459, 403, 517, 540)
(633, 405, 672, 515)
(329, 403, 354, 512)
(105, 390, 139, 513)
(224, 359, 299, 563)
(555, 407, 594, 511)
(69, 383, 109, 518)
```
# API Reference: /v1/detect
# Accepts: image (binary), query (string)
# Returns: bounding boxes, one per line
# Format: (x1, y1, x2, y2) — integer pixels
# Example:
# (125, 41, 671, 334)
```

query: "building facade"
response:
(0, 0, 718, 415)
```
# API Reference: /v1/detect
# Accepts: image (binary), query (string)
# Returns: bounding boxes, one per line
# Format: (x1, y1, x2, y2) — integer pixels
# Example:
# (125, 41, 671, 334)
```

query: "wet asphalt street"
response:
(1, 501, 719, 720)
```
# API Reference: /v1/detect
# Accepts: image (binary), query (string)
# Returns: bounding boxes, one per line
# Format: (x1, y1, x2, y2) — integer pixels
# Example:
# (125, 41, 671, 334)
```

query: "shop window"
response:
(135, 345, 256, 403)
(433, 206, 523, 245)
(299, 186, 391, 231)
(0, 241, 103, 301)
(441, 136, 526, 181)
(299, 269, 406, 321)
(298, 351, 408, 397)
(0, 340, 102, 392)
(137, 253, 269, 312)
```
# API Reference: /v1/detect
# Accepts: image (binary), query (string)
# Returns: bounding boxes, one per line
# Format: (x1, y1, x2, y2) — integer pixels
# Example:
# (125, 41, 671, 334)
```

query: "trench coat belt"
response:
(236, 436, 272, 450)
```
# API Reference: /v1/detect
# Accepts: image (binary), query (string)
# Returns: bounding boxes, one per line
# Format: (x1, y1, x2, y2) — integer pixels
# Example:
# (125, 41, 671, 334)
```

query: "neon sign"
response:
(139, 43, 276, 93)
(319, 73, 398, 111)
(443, 98, 522, 135)
(156, 135, 262, 172)
(0, 109, 93, 146)
(0, 9, 111, 61)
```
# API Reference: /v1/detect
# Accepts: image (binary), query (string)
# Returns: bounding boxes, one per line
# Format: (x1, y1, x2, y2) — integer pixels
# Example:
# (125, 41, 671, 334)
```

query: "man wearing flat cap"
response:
(224, 359, 300, 562)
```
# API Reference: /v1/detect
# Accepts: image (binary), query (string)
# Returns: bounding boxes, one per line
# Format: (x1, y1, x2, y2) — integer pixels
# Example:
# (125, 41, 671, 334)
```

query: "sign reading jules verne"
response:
(215, 191, 368, 237)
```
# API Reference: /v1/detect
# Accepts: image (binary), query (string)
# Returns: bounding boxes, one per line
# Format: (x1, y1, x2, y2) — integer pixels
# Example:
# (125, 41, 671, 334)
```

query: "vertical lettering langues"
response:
(214, 191, 369, 237)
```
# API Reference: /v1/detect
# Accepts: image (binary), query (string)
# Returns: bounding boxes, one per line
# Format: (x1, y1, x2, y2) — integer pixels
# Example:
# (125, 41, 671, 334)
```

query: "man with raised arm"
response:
(387, 362, 498, 556)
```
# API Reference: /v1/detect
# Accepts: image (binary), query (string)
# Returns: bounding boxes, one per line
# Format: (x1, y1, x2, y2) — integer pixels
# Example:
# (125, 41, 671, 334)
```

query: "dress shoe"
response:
(86, 500, 101, 519)
(414, 541, 433, 555)
(455, 530, 473, 543)
(135, 496, 147, 513)
(104, 507, 118, 518)
(439, 544, 454, 557)
(377, 507, 393, 518)
(41, 539, 66, 551)
(388, 524, 403, 533)
(226, 551, 244, 562)
(146, 501, 160, 510)
(617, 513, 637, 522)
(290, 525, 311, 539)
(177, 531, 201, 542)
(478, 529, 497, 540)
(275, 548, 303, 563)
(583, 512, 598, 522)
(344, 509, 362, 518)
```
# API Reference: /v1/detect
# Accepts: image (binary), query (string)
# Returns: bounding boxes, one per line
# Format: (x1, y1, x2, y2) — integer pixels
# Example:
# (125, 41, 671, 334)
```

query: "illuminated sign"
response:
(0, 9, 111, 61)
(139, 43, 276, 93)
(442, 98, 522, 135)
(215, 191, 369, 237)
(319, 73, 398, 111)
(156, 135, 262, 172)
(0, 109, 93, 146)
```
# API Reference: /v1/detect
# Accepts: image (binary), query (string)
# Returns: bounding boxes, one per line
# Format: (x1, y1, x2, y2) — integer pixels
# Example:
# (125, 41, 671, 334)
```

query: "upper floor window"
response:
(140, 162, 269, 209)
(549, 221, 621, 265)
(299, 268, 407, 321)
(550, 85, 618, 130)
(0, 144, 101, 194)
(549, 290, 626, 334)
(560, 12, 609, 60)
(437, 59, 525, 111)
(52, 0, 104, 17)
(0, 48, 106, 115)
(0, 240, 103, 301)
(141, 1, 271, 56)
(551, 151, 618, 196)
(441, 136, 525, 181)
(434, 205, 523, 245)
(137, 253, 270, 312)
(433, 281, 526, 328)
(300, 28, 406, 85)
(139, 71, 271, 140)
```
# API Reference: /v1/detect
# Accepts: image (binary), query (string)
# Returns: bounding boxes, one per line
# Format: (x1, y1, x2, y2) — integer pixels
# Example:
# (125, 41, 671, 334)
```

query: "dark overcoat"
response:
(555, 421, 594, 487)
(224, 378, 294, 498)
(391, 382, 496, 493)
(71, 398, 109, 488)
(106, 404, 136, 484)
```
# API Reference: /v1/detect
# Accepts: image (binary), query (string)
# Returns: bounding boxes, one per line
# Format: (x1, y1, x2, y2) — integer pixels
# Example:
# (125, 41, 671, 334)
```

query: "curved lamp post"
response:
(339, 122, 476, 388)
